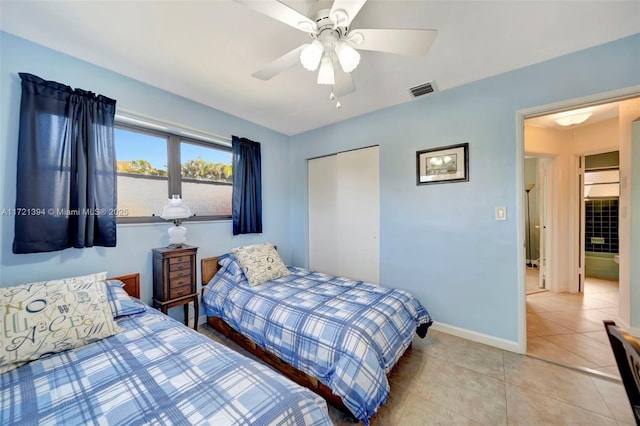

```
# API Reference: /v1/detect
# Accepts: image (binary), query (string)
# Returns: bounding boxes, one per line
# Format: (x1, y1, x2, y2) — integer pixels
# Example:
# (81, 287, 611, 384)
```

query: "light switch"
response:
(495, 206, 507, 221)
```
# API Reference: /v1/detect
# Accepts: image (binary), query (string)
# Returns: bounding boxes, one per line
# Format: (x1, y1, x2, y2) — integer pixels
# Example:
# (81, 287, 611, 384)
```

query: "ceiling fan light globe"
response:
(300, 40, 324, 71)
(345, 31, 364, 47)
(317, 56, 335, 85)
(335, 41, 360, 73)
(330, 9, 349, 28)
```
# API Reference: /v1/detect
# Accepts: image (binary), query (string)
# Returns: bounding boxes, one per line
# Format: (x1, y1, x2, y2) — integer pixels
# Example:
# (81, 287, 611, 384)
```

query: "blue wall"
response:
(1, 30, 639, 344)
(0, 32, 291, 305)
(289, 33, 640, 343)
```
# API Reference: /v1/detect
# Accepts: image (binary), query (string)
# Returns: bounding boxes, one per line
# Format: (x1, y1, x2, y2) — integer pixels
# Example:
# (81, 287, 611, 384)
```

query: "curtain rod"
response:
(115, 107, 232, 146)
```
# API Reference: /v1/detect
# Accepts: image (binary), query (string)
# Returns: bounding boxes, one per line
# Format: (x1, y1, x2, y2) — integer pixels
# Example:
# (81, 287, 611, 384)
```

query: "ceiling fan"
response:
(237, 0, 437, 104)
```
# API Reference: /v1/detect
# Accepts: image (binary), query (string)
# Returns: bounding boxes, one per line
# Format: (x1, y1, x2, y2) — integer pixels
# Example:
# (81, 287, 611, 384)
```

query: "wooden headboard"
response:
(201, 256, 222, 286)
(109, 273, 140, 298)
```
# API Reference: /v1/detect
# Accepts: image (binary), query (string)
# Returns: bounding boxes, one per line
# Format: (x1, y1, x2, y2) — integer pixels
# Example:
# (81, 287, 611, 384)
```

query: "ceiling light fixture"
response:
(300, 28, 362, 89)
(555, 111, 592, 127)
(317, 55, 335, 85)
(335, 41, 360, 73)
(300, 40, 324, 71)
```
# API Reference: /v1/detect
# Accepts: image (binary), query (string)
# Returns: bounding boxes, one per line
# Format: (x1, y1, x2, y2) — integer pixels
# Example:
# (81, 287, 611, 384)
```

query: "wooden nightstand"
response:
(152, 245, 199, 330)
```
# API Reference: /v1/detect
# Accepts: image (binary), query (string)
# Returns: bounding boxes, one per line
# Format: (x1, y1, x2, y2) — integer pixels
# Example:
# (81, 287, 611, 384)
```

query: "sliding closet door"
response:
(308, 146, 380, 283)
(308, 154, 338, 275)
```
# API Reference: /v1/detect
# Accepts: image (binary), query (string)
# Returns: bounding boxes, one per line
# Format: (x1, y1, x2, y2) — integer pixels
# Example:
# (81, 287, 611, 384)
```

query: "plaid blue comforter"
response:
(202, 254, 433, 424)
(0, 305, 331, 425)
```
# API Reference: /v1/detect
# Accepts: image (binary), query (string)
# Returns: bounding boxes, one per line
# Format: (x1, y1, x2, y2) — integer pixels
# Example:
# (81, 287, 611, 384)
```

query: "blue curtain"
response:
(13, 73, 117, 254)
(232, 136, 262, 235)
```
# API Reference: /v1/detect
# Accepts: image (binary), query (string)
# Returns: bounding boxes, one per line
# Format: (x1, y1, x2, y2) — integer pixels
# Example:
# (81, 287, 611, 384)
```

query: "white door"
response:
(308, 146, 380, 283)
(308, 155, 338, 275)
(538, 159, 548, 290)
(578, 156, 586, 292)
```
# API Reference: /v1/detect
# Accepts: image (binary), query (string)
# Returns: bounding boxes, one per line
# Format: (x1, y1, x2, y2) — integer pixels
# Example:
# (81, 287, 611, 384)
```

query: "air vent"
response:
(409, 81, 437, 98)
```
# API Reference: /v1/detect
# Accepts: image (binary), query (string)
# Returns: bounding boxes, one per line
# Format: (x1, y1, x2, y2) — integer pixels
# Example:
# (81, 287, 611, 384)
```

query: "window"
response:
(584, 169, 619, 199)
(115, 124, 232, 223)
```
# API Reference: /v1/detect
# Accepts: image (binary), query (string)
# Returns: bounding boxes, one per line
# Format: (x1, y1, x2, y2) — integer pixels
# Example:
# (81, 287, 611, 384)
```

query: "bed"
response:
(201, 244, 433, 425)
(0, 272, 332, 425)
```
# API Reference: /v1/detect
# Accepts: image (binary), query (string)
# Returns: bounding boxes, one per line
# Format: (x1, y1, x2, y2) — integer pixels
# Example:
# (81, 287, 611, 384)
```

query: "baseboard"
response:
(196, 314, 522, 352)
(430, 321, 522, 353)
(609, 317, 640, 337)
(196, 314, 207, 326)
(620, 320, 640, 337)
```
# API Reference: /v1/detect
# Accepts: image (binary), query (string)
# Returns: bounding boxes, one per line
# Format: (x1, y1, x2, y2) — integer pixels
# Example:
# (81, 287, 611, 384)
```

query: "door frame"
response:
(538, 158, 549, 290)
(516, 86, 639, 353)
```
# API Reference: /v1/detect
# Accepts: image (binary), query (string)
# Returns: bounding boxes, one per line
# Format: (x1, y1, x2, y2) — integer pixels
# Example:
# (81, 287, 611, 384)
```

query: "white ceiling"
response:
(1, 1, 639, 135)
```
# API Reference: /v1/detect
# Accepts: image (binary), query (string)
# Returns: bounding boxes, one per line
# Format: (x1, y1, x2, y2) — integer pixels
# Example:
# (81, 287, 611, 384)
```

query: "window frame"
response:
(115, 122, 232, 224)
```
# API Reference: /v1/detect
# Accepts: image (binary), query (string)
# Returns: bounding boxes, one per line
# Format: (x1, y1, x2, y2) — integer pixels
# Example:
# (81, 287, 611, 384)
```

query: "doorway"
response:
(521, 94, 639, 374)
(524, 156, 548, 296)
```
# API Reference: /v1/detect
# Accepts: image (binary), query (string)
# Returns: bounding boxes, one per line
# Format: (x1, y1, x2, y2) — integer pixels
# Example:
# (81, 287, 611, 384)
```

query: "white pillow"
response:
(0, 275, 121, 374)
(231, 243, 290, 286)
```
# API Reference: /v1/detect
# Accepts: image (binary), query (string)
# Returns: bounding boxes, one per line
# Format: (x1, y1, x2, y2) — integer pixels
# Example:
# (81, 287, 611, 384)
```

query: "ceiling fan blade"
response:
(252, 44, 306, 80)
(351, 29, 438, 56)
(236, 0, 317, 33)
(333, 69, 355, 98)
(330, 0, 368, 28)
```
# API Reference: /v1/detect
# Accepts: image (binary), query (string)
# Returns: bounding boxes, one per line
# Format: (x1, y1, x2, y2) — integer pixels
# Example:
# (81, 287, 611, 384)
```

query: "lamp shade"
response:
(160, 195, 192, 220)
(335, 41, 360, 73)
(300, 40, 324, 71)
(317, 56, 335, 85)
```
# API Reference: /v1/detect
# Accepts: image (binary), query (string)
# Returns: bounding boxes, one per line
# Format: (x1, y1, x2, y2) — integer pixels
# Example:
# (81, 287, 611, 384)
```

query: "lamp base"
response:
(167, 224, 187, 247)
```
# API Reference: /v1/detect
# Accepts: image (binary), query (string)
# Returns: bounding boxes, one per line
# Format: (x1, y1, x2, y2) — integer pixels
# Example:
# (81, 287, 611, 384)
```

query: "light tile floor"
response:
(199, 323, 634, 425)
(526, 270, 622, 378)
(526, 266, 546, 295)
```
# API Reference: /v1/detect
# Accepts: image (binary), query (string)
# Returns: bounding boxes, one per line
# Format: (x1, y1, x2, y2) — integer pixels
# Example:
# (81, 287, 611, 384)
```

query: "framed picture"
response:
(416, 143, 469, 185)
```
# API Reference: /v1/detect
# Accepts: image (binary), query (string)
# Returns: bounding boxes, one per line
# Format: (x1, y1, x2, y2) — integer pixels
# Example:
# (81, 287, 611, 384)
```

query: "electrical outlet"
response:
(495, 206, 507, 221)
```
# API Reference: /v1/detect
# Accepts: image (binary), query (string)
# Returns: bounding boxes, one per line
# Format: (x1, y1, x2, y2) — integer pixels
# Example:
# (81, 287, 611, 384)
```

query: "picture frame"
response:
(416, 142, 469, 185)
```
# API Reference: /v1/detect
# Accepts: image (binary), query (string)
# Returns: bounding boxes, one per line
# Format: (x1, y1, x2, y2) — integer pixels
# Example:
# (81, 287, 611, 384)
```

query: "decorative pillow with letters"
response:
(231, 243, 290, 286)
(0, 275, 121, 374)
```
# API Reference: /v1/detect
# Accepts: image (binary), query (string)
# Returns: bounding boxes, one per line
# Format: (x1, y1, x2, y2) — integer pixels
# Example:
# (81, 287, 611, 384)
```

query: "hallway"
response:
(526, 274, 621, 378)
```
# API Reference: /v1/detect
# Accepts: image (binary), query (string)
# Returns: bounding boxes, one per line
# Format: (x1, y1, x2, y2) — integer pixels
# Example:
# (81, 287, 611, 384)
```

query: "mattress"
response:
(1, 303, 332, 425)
(203, 253, 432, 424)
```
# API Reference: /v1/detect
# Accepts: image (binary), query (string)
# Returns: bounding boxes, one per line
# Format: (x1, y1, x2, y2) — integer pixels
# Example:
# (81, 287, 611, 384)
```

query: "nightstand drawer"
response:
(170, 275, 192, 288)
(170, 284, 193, 299)
(169, 255, 191, 264)
(170, 268, 191, 279)
(170, 261, 190, 272)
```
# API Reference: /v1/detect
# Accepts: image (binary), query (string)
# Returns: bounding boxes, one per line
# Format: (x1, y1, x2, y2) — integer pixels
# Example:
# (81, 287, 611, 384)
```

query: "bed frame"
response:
(201, 256, 353, 414)
(201, 255, 410, 418)
(109, 273, 140, 299)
